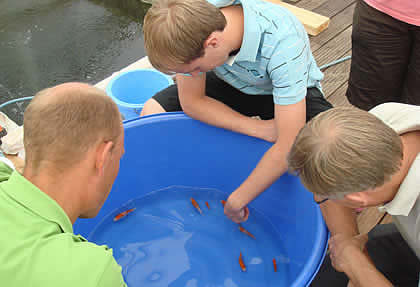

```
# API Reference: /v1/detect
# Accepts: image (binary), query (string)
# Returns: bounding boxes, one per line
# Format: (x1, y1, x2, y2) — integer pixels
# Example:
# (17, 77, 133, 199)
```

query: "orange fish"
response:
(238, 225, 256, 240)
(205, 202, 210, 209)
(190, 197, 202, 214)
(221, 200, 226, 206)
(113, 208, 136, 222)
(273, 258, 277, 272)
(239, 252, 246, 272)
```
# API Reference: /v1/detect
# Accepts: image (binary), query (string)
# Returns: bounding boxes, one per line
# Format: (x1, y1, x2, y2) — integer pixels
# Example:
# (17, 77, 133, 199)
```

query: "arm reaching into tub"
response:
(224, 99, 306, 223)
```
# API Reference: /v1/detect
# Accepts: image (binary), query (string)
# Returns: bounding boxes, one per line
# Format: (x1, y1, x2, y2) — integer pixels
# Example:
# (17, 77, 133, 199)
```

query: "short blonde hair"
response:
(288, 107, 403, 197)
(143, 0, 227, 73)
(23, 83, 122, 173)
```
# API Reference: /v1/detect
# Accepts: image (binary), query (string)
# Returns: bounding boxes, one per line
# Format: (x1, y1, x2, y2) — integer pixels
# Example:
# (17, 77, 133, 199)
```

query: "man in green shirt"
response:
(0, 83, 127, 287)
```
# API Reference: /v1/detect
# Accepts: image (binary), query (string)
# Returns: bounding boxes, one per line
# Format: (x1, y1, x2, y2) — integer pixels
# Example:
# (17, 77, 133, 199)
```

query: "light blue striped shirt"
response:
(208, 0, 323, 105)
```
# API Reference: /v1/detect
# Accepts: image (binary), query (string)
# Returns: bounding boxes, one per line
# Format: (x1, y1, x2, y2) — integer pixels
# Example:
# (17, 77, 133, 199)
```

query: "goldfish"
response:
(239, 252, 246, 272)
(221, 200, 226, 206)
(113, 208, 136, 222)
(190, 197, 202, 214)
(205, 202, 210, 209)
(273, 258, 277, 272)
(238, 225, 256, 240)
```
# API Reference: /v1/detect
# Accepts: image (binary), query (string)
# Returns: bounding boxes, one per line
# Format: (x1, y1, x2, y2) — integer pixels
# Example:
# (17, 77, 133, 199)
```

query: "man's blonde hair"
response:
(143, 0, 227, 73)
(23, 83, 122, 173)
(288, 107, 403, 197)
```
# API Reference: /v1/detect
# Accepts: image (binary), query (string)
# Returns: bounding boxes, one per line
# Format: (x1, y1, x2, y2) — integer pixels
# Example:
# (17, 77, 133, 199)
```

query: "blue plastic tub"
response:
(73, 113, 328, 287)
(106, 69, 173, 120)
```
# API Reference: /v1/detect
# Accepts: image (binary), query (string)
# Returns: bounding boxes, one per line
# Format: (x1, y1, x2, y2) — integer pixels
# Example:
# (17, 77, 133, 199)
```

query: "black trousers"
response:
(152, 72, 333, 122)
(311, 224, 420, 287)
(346, 0, 420, 111)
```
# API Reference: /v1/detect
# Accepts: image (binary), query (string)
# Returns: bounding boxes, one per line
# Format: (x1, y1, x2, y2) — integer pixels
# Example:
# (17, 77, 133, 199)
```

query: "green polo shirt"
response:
(0, 162, 127, 287)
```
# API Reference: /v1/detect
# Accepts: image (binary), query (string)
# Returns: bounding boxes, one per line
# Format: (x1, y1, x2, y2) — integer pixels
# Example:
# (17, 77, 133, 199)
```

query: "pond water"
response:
(0, 0, 150, 125)
(89, 187, 289, 287)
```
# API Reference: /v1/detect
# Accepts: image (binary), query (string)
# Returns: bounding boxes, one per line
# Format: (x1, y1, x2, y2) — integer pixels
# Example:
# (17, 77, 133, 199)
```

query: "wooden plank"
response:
(326, 82, 352, 107)
(320, 50, 352, 97)
(264, 0, 330, 36)
(312, 0, 356, 18)
(310, 3, 355, 51)
(357, 207, 387, 234)
(295, 0, 330, 11)
(380, 214, 393, 225)
(313, 25, 352, 66)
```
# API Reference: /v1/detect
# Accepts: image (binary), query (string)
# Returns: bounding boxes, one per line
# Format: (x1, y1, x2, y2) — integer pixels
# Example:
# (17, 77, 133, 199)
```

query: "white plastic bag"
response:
(0, 112, 25, 159)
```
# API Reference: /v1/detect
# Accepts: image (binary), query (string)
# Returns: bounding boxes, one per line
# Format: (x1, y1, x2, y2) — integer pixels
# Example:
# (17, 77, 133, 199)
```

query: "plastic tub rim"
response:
(106, 69, 174, 109)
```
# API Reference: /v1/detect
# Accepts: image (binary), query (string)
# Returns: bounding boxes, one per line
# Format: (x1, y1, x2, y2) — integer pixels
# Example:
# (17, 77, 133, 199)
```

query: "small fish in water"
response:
(239, 252, 246, 272)
(238, 225, 256, 239)
(190, 197, 202, 214)
(221, 200, 226, 206)
(205, 201, 210, 209)
(113, 208, 136, 222)
(273, 258, 277, 272)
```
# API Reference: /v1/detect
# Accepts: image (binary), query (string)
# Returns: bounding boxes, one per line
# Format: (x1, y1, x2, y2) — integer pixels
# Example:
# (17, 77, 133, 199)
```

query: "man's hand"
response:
(224, 193, 249, 223)
(329, 233, 368, 272)
(328, 233, 393, 287)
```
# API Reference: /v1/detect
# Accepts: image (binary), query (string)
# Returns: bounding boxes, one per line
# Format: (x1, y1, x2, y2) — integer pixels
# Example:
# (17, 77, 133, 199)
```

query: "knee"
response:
(140, 98, 166, 117)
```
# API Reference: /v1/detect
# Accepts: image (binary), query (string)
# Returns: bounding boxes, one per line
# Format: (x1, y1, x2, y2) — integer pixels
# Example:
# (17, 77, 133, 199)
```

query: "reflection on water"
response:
(0, 0, 150, 125)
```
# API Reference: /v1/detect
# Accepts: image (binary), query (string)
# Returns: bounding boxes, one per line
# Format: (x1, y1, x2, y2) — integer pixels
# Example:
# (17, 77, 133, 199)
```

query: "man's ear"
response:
(204, 32, 220, 49)
(344, 192, 368, 205)
(95, 141, 114, 176)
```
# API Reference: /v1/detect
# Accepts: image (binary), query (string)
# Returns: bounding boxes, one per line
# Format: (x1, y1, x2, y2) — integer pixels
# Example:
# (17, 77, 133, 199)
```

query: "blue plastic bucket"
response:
(74, 113, 328, 287)
(106, 69, 174, 120)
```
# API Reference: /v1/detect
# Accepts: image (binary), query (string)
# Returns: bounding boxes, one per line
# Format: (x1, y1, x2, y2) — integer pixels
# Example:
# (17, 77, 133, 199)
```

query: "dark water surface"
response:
(0, 0, 150, 124)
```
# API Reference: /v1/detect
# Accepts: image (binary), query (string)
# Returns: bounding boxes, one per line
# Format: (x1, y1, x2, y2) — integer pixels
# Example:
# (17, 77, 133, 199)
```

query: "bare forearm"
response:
(230, 142, 288, 209)
(320, 200, 359, 236)
(345, 251, 393, 287)
(182, 95, 269, 139)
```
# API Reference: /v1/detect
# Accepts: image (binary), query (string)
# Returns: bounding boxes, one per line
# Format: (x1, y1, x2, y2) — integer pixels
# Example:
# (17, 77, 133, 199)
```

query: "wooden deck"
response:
(290, 0, 391, 233)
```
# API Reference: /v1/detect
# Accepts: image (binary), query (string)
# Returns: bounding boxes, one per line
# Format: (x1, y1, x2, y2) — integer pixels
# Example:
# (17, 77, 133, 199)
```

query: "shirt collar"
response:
(378, 154, 420, 216)
(228, 0, 261, 65)
(1, 171, 73, 233)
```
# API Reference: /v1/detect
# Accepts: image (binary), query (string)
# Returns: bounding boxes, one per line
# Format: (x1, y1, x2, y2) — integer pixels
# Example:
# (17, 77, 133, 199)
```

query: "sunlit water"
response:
(0, 0, 150, 124)
(89, 187, 289, 287)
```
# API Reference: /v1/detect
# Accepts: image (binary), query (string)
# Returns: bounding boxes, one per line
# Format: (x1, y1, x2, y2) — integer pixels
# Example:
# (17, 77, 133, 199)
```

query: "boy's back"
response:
(210, 0, 323, 105)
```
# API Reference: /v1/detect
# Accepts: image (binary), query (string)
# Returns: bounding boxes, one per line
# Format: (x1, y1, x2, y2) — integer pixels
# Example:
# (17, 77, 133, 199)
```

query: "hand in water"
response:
(224, 197, 249, 223)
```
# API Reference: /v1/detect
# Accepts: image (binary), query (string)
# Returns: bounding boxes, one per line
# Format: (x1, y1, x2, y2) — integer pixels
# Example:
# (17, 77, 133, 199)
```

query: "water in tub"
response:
(89, 187, 289, 287)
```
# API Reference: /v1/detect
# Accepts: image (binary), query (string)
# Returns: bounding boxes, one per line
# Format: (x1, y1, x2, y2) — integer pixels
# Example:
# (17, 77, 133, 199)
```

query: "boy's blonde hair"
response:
(288, 107, 403, 197)
(143, 0, 227, 73)
(24, 83, 122, 173)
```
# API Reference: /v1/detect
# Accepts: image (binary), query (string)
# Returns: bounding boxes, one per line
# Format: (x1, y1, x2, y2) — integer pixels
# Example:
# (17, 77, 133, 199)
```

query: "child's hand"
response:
(224, 197, 249, 223)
